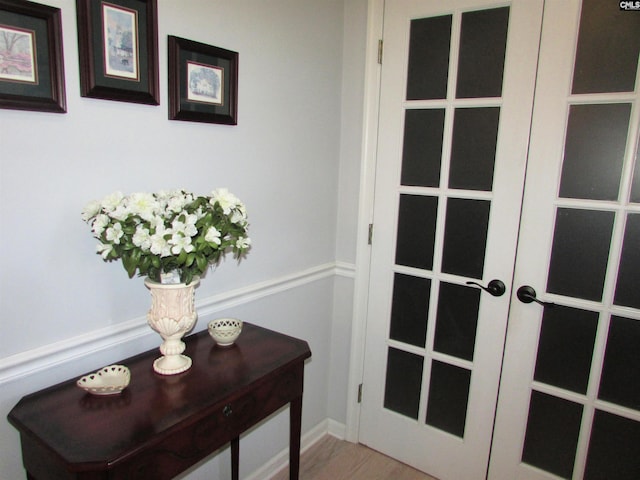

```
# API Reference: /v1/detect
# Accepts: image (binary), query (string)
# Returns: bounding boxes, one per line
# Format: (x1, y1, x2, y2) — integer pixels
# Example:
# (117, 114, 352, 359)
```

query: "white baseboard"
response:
(327, 418, 347, 439)
(244, 419, 347, 480)
(0, 262, 356, 385)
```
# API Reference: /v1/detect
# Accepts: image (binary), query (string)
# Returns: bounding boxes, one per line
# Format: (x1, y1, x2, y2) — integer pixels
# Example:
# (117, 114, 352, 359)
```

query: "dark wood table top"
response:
(8, 322, 311, 471)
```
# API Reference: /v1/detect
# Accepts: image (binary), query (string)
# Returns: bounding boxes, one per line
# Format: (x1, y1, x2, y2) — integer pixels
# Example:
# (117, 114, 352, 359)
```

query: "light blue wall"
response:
(0, 0, 367, 478)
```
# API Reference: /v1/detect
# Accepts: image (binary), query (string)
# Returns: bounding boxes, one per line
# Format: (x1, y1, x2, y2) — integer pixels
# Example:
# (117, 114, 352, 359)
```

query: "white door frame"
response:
(345, 0, 385, 443)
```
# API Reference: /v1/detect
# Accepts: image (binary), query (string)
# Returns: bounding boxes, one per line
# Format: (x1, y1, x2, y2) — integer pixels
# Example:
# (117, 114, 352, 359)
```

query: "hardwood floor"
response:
(270, 435, 439, 480)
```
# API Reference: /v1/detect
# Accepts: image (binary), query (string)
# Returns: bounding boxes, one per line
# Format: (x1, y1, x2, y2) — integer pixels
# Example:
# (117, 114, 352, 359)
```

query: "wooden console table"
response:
(8, 323, 311, 480)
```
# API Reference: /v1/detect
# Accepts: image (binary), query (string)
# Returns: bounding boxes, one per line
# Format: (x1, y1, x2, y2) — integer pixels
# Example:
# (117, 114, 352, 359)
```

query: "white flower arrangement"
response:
(82, 189, 250, 285)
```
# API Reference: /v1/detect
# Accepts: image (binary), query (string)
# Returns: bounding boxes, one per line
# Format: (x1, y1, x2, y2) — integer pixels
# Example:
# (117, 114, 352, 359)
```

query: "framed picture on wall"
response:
(168, 35, 238, 125)
(76, 0, 159, 105)
(0, 0, 66, 113)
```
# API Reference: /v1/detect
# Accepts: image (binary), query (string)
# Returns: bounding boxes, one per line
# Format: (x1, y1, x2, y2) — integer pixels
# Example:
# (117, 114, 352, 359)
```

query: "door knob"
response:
(466, 279, 506, 297)
(516, 286, 555, 307)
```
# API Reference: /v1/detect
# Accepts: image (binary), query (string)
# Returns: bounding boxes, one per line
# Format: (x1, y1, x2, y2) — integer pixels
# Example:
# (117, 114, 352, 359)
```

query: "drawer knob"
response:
(223, 404, 233, 417)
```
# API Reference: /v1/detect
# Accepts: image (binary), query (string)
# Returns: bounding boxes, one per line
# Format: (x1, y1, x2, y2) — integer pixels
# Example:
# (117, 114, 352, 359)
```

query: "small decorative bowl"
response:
(208, 318, 243, 346)
(77, 365, 131, 396)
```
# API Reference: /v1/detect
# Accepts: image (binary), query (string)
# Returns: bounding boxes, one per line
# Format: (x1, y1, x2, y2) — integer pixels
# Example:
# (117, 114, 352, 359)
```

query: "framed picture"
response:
(168, 35, 238, 125)
(76, 0, 159, 105)
(0, 0, 66, 113)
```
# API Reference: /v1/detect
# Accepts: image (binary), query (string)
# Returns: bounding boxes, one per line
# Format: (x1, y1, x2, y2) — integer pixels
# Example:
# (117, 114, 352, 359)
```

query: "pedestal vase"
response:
(144, 277, 199, 375)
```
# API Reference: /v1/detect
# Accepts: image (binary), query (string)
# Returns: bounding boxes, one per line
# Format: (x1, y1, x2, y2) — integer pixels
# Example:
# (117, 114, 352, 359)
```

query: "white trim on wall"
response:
(0, 262, 355, 385)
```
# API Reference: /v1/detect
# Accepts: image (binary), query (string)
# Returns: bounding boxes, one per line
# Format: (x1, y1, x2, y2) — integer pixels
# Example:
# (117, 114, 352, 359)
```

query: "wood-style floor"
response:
(270, 435, 439, 480)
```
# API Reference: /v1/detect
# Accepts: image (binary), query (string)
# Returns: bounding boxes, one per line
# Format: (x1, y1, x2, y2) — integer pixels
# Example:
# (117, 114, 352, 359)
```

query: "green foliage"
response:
(82, 189, 250, 284)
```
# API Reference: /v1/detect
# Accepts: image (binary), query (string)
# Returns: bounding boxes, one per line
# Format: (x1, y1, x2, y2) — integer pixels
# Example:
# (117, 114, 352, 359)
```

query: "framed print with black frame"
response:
(168, 35, 238, 125)
(0, 0, 66, 113)
(76, 0, 159, 105)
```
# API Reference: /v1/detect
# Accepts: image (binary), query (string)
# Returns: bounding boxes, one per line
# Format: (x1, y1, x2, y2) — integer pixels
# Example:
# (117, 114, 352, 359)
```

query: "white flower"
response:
(205, 226, 222, 245)
(101, 191, 124, 213)
(167, 196, 185, 213)
(184, 212, 198, 234)
(91, 214, 110, 236)
(156, 189, 178, 199)
(211, 188, 241, 215)
(128, 192, 158, 221)
(81, 200, 101, 221)
(194, 206, 206, 220)
(105, 223, 124, 244)
(166, 191, 193, 213)
(170, 233, 194, 254)
(235, 236, 251, 249)
(230, 209, 247, 226)
(132, 226, 152, 251)
(109, 204, 130, 221)
(150, 232, 172, 257)
(149, 215, 166, 232)
(96, 243, 113, 259)
(172, 212, 198, 237)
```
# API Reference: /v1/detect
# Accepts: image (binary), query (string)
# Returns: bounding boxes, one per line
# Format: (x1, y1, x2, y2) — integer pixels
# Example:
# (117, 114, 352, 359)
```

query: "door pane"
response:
(547, 208, 614, 302)
(395, 194, 438, 270)
(456, 7, 509, 99)
(401, 109, 445, 187)
(406, 15, 452, 101)
(598, 316, 640, 410)
(448, 107, 500, 191)
(433, 282, 480, 361)
(614, 214, 640, 309)
(572, 0, 640, 94)
(384, 347, 424, 420)
(559, 103, 630, 201)
(441, 198, 490, 278)
(533, 305, 598, 394)
(521, 391, 583, 479)
(389, 273, 431, 348)
(425, 360, 470, 438)
(584, 410, 640, 480)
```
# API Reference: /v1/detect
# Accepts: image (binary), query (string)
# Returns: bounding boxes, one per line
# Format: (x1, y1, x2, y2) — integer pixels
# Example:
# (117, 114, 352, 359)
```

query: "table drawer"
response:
(110, 363, 304, 479)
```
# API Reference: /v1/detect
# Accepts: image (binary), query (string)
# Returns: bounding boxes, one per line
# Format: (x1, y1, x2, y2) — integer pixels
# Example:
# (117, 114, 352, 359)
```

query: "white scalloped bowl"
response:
(208, 318, 243, 346)
(77, 365, 131, 396)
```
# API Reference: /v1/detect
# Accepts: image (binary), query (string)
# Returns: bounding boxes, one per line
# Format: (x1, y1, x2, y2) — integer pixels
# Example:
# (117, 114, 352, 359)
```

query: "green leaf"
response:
(137, 256, 150, 276)
(122, 252, 138, 278)
(122, 224, 137, 235)
(196, 253, 209, 273)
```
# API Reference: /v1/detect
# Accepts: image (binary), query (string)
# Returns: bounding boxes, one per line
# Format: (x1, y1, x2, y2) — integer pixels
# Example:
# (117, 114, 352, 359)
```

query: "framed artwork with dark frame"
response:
(76, 0, 159, 105)
(168, 35, 238, 125)
(0, 0, 66, 113)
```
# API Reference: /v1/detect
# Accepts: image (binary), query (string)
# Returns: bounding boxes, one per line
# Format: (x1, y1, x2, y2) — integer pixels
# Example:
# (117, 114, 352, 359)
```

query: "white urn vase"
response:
(144, 276, 200, 375)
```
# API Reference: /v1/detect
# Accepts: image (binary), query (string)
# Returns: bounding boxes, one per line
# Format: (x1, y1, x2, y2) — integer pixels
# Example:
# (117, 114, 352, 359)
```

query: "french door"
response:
(358, 0, 640, 479)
